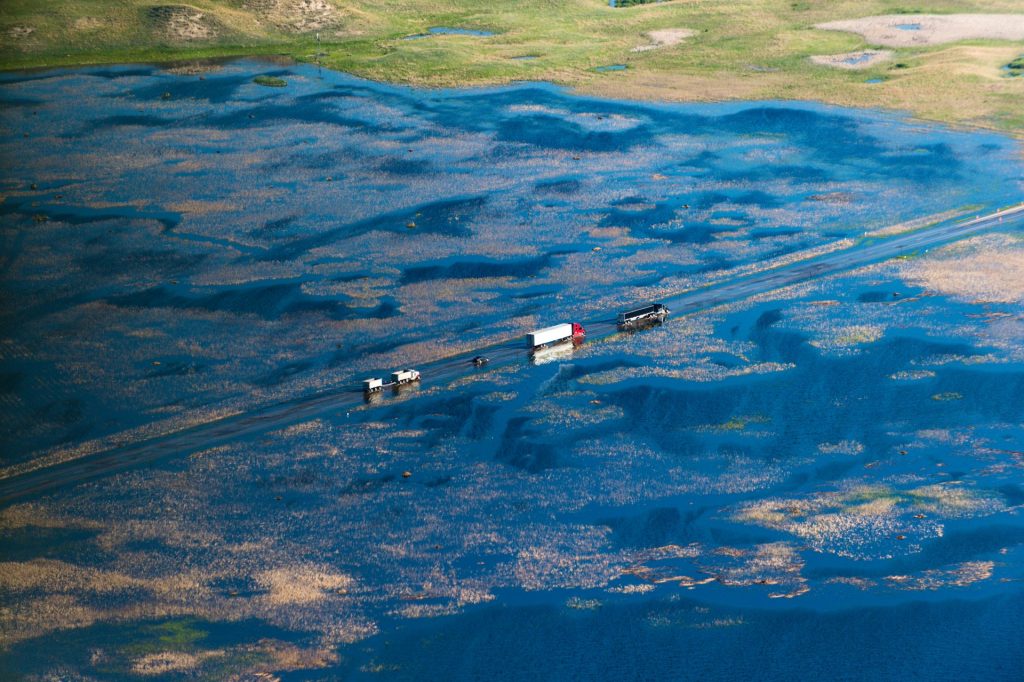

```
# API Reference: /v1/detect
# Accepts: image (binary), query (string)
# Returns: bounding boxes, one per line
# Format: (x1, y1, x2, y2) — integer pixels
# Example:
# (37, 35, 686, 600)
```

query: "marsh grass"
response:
(124, 619, 207, 655)
(253, 74, 286, 87)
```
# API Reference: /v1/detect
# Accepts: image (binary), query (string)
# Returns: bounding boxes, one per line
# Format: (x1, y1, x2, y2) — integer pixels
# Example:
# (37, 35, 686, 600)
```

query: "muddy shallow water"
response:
(1, 59, 1023, 679)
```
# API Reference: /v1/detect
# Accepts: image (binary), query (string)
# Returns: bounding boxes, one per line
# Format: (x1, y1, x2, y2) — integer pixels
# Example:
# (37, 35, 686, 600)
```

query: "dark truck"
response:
(617, 303, 670, 330)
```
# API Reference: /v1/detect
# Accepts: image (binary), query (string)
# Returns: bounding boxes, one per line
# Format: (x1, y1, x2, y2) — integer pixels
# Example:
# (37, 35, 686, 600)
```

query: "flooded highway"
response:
(5, 61, 1024, 680)
(2, 204, 1020, 505)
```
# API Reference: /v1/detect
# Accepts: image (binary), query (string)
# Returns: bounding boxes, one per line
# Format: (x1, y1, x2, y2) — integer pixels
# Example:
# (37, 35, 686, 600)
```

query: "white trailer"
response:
(391, 369, 421, 385)
(364, 369, 420, 395)
(527, 323, 585, 349)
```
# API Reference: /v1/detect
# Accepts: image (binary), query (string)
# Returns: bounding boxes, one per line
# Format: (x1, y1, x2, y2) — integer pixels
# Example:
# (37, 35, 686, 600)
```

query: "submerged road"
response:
(1, 204, 1022, 505)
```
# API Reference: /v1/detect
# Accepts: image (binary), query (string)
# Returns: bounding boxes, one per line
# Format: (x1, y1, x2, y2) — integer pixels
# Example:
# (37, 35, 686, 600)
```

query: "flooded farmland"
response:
(1, 60, 1023, 680)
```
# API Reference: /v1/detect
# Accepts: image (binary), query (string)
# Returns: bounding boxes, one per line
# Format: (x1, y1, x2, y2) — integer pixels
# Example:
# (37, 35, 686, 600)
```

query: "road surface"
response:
(1, 204, 1021, 505)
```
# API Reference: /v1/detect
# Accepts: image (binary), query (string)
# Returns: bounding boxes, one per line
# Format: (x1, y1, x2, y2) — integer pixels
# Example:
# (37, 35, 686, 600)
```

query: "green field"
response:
(2, 0, 1023, 134)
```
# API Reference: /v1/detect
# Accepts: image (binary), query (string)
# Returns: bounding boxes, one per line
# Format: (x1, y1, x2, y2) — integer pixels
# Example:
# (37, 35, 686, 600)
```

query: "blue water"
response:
(843, 53, 874, 65)
(595, 64, 628, 72)
(865, 77, 884, 84)
(404, 26, 495, 39)
(895, 23, 922, 31)
(610, 0, 665, 7)
(1, 59, 1023, 680)
(334, 593, 1024, 680)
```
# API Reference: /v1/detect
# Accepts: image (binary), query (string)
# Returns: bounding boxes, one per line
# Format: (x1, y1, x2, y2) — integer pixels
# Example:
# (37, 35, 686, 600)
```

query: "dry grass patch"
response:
(817, 14, 1024, 48)
(245, 0, 341, 33)
(901, 233, 1024, 304)
(148, 5, 221, 42)
(631, 27, 696, 53)
(255, 565, 354, 605)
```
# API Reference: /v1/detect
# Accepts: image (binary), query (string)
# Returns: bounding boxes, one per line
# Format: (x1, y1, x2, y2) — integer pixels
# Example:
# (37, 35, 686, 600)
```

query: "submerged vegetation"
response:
(2, 43, 1024, 678)
(253, 74, 287, 87)
(1, 1, 1024, 132)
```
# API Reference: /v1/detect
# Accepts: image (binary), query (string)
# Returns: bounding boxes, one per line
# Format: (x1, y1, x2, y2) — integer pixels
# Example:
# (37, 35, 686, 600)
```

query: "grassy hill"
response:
(2, 0, 1023, 134)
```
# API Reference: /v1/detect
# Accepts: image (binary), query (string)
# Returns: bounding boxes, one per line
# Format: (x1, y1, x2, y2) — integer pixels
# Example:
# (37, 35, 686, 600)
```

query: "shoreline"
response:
(3, 52, 1022, 144)
(3, 2, 1023, 136)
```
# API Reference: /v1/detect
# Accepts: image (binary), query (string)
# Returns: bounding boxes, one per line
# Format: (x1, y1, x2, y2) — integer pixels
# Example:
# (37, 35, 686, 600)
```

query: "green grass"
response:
(253, 74, 287, 87)
(124, 619, 208, 655)
(2, 0, 1024, 134)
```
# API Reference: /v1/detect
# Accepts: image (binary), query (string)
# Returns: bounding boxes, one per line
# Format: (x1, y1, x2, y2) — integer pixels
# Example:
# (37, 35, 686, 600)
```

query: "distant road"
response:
(1, 204, 1022, 505)
(663, 204, 1024, 319)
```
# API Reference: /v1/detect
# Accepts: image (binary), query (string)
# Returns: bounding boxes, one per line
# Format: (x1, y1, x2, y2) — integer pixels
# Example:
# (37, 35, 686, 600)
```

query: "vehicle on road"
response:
(527, 323, 586, 350)
(391, 369, 421, 385)
(617, 303, 669, 330)
(363, 368, 421, 395)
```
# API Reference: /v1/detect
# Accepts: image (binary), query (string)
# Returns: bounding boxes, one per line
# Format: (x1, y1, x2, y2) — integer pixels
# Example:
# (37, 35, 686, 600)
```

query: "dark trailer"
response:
(617, 303, 670, 329)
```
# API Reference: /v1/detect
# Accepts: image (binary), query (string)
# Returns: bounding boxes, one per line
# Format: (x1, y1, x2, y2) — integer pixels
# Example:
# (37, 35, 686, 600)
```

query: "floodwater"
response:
(1, 59, 1023, 680)
(842, 53, 875, 66)
(404, 27, 495, 40)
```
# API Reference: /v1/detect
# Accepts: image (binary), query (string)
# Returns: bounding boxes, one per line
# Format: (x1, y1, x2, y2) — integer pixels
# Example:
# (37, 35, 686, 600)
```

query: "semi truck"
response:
(527, 323, 586, 350)
(363, 368, 421, 394)
(358, 306, 672, 398)
(617, 303, 669, 330)
(391, 369, 420, 385)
